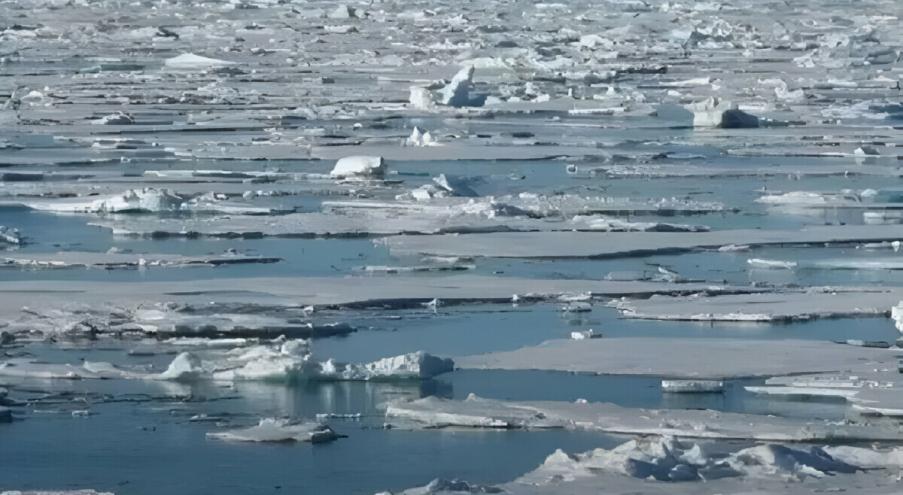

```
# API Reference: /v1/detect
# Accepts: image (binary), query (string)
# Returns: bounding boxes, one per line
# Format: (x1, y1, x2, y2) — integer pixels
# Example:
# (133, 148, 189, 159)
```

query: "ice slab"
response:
(386, 226, 903, 259)
(0, 343, 452, 383)
(660, 98, 761, 128)
(661, 380, 724, 394)
(0, 276, 754, 328)
(164, 53, 235, 70)
(0, 226, 22, 246)
(91, 200, 711, 238)
(206, 418, 340, 443)
(0, 252, 280, 270)
(457, 338, 898, 379)
(14, 188, 280, 215)
(92, 213, 659, 238)
(892, 301, 903, 333)
(615, 289, 902, 322)
(749, 370, 903, 417)
(387, 395, 903, 442)
(163, 346, 453, 383)
(0, 492, 114, 495)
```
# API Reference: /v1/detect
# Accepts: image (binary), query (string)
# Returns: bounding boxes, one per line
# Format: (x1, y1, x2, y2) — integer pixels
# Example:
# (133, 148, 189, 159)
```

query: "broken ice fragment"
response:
(560, 302, 591, 313)
(0, 226, 22, 245)
(156, 352, 205, 381)
(661, 380, 724, 393)
(569, 329, 601, 340)
(91, 112, 134, 125)
(891, 301, 903, 333)
(330, 155, 386, 179)
(658, 97, 760, 128)
(403, 127, 436, 147)
(747, 258, 797, 270)
(164, 53, 235, 70)
(439, 66, 486, 107)
(207, 418, 340, 443)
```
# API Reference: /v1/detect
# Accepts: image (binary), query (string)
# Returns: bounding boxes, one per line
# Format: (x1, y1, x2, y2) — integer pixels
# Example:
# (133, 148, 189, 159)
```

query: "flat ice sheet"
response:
(387, 395, 903, 442)
(615, 289, 903, 322)
(0, 276, 748, 311)
(0, 252, 279, 269)
(385, 226, 903, 258)
(457, 338, 898, 379)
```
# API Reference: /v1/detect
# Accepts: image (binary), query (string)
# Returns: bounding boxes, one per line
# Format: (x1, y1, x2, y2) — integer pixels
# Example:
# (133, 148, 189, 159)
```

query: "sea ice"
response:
(329, 156, 387, 179)
(457, 337, 897, 379)
(437, 66, 486, 108)
(661, 380, 724, 393)
(387, 395, 903, 442)
(164, 53, 235, 70)
(207, 418, 341, 443)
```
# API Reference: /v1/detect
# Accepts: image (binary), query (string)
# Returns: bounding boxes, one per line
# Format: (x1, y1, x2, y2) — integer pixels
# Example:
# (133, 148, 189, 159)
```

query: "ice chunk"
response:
(570, 330, 601, 340)
(747, 258, 797, 269)
(330, 155, 386, 179)
(0, 226, 22, 245)
(24, 188, 183, 214)
(91, 112, 134, 125)
(432, 175, 478, 197)
(152, 342, 452, 383)
(155, 352, 204, 381)
(892, 301, 903, 333)
(404, 127, 436, 147)
(662, 97, 761, 128)
(437, 66, 486, 108)
(164, 53, 235, 70)
(661, 380, 724, 393)
(207, 418, 340, 443)
(336, 351, 454, 381)
(560, 302, 592, 313)
(689, 98, 756, 128)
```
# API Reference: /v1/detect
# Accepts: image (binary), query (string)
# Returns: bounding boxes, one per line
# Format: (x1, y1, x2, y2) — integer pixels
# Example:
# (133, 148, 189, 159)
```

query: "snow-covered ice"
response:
(207, 418, 341, 444)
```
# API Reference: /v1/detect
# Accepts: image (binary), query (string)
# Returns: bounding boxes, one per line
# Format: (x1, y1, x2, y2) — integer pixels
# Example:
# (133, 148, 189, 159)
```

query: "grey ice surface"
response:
(387, 226, 903, 259)
(6, 0, 903, 493)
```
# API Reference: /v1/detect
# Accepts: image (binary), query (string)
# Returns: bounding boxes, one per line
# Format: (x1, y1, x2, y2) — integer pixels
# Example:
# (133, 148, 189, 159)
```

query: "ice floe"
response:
(615, 289, 902, 322)
(0, 341, 452, 383)
(207, 418, 341, 443)
(386, 226, 903, 259)
(164, 53, 235, 70)
(387, 394, 903, 442)
(393, 437, 903, 495)
(457, 337, 898, 379)
(0, 251, 280, 270)
(14, 188, 280, 215)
